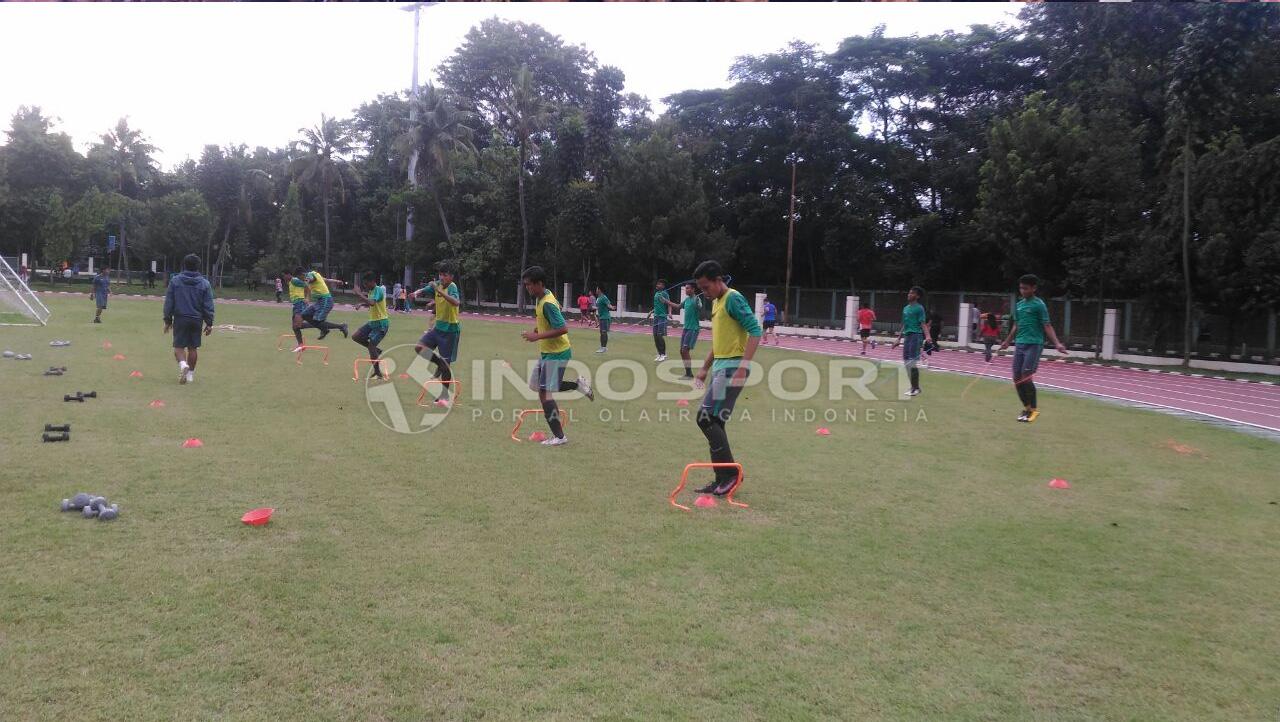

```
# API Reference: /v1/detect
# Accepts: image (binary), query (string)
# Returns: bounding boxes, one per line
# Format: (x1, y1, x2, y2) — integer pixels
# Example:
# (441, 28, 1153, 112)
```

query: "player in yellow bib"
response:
(352, 271, 390, 380)
(692, 260, 762, 495)
(409, 263, 463, 401)
(519, 266, 593, 446)
(298, 267, 348, 340)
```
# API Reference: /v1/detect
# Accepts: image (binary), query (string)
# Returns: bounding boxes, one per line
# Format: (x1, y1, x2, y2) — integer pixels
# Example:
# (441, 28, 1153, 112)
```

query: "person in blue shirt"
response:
(761, 296, 778, 345)
(163, 254, 215, 385)
(92, 266, 111, 323)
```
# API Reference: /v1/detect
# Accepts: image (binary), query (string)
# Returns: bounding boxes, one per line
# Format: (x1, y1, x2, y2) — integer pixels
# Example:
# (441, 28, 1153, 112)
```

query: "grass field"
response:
(2, 295, 1278, 721)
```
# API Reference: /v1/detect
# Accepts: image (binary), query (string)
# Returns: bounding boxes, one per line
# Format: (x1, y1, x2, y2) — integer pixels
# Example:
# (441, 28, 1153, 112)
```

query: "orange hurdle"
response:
(510, 408, 569, 441)
(416, 379, 461, 406)
(669, 462, 747, 511)
(352, 357, 390, 381)
(276, 334, 297, 351)
(295, 345, 329, 366)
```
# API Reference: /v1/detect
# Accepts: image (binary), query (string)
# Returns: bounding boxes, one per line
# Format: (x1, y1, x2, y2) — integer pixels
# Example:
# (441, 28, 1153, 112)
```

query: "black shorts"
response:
(763, 321, 776, 330)
(859, 328, 871, 338)
(172, 317, 204, 349)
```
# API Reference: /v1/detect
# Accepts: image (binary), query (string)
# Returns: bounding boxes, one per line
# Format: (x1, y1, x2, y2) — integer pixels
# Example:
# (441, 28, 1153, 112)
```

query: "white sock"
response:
(179, 360, 189, 371)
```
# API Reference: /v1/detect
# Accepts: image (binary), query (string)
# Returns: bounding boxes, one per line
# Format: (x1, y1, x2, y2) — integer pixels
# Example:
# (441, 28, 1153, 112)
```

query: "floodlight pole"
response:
(783, 157, 798, 323)
(402, 2, 436, 290)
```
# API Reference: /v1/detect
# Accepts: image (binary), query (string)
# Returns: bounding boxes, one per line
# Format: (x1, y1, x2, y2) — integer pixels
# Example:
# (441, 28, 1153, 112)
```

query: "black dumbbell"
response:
(64, 393, 84, 402)
(80, 391, 98, 399)
(45, 423, 71, 433)
(44, 369, 65, 376)
(42, 431, 70, 442)
(61, 492, 93, 511)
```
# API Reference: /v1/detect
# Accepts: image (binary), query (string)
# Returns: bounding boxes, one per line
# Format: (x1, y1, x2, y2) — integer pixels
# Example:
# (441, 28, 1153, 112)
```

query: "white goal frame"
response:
(0, 255, 51, 326)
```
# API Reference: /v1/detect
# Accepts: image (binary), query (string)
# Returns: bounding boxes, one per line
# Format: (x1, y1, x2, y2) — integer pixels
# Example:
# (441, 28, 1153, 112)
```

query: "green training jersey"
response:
(681, 295, 701, 327)
(902, 302, 926, 334)
(653, 289, 671, 319)
(1014, 296, 1050, 346)
(595, 294, 611, 321)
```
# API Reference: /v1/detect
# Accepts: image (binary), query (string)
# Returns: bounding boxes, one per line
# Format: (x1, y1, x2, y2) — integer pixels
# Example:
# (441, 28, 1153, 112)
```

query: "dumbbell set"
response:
(60, 493, 120, 521)
(64, 391, 97, 402)
(44, 366, 68, 376)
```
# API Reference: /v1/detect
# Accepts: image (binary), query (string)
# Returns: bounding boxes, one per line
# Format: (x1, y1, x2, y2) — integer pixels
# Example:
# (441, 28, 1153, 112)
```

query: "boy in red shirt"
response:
(857, 305, 876, 355)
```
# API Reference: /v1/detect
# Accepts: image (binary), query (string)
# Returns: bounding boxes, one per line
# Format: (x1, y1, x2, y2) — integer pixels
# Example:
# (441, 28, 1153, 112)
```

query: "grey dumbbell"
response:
(82, 505, 99, 519)
(69, 493, 92, 509)
(90, 497, 107, 511)
(98, 505, 119, 521)
(2, 350, 13, 358)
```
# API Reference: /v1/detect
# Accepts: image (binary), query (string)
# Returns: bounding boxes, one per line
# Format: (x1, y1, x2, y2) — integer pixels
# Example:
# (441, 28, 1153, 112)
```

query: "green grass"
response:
(2, 296, 1278, 720)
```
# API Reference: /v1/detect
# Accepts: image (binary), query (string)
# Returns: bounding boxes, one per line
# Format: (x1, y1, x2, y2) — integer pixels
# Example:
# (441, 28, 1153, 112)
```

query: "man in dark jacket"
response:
(163, 254, 215, 385)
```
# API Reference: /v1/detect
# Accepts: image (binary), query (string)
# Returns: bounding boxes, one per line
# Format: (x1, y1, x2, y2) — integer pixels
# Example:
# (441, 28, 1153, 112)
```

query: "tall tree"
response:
(394, 84, 477, 247)
(497, 65, 552, 308)
(291, 115, 355, 275)
(87, 118, 156, 276)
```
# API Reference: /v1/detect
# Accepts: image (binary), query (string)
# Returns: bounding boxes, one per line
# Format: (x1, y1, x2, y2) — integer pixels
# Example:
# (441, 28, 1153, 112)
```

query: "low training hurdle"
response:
(352, 358, 392, 381)
(416, 379, 461, 406)
(510, 408, 570, 441)
(669, 462, 747, 511)
(295, 345, 329, 366)
(276, 334, 295, 351)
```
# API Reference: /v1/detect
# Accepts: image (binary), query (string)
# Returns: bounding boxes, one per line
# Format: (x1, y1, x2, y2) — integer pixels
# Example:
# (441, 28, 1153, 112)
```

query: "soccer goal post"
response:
(0, 255, 51, 326)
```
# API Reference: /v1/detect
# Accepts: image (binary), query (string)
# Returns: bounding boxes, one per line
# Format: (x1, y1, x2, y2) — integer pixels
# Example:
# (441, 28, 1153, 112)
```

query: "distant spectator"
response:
(146, 267, 157, 288)
(275, 276, 284, 302)
(92, 266, 111, 324)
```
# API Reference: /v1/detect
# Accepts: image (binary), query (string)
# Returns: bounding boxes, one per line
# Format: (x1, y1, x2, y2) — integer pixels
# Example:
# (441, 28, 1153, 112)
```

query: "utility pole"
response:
(402, 2, 437, 290)
(783, 156, 798, 323)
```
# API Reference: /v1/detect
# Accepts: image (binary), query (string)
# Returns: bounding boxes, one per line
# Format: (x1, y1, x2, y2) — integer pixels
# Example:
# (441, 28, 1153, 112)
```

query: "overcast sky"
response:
(0, 2, 1020, 170)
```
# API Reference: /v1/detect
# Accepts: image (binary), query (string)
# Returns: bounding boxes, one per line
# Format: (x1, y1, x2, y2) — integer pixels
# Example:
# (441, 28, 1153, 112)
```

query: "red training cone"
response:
(1048, 478, 1071, 489)
(112, 354, 126, 361)
(148, 400, 165, 408)
(102, 341, 112, 349)
(816, 427, 831, 436)
(528, 431, 547, 442)
(676, 398, 690, 408)
(241, 507, 274, 526)
(129, 370, 143, 378)
(182, 438, 204, 448)
(694, 495, 718, 509)
(398, 373, 410, 380)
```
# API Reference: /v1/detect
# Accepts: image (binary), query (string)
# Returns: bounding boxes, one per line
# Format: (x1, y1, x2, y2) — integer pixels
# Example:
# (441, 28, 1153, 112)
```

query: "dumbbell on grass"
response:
(64, 394, 84, 403)
(45, 423, 71, 433)
(43, 431, 70, 442)
(60, 493, 93, 511)
(98, 505, 119, 521)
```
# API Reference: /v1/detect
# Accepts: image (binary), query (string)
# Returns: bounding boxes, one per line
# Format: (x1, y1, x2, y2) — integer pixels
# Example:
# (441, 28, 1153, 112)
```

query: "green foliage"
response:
(146, 190, 214, 267)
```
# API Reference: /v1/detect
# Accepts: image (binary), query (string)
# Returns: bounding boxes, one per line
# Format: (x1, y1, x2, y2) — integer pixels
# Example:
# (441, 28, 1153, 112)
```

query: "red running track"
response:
(471, 311, 1280, 434)
(41, 293, 1280, 433)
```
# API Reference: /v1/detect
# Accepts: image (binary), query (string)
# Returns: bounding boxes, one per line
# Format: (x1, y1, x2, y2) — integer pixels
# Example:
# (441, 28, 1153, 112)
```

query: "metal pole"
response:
(402, 3, 428, 290)
(783, 159, 796, 323)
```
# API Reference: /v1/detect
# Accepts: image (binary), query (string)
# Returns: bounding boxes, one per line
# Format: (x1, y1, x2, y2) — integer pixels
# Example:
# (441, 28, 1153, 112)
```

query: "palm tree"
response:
(291, 115, 355, 275)
(498, 66, 552, 309)
(211, 161, 271, 287)
(394, 84, 477, 246)
(90, 118, 156, 277)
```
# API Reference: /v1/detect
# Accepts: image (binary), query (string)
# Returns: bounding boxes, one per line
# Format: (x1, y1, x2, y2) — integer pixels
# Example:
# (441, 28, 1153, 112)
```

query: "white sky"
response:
(0, 2, 1019, 170)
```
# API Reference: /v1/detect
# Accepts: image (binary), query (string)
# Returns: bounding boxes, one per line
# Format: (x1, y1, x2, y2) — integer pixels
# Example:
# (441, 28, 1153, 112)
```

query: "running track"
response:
(40, 292, 1280, 434)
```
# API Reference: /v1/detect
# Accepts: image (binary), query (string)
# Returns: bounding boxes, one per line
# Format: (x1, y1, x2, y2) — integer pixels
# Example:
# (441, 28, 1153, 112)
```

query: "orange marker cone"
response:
(182, 438, 203, 448)
(113, 354, 126, 361)
(694, 495, 718, 509)
(129, 370, 143, 378)
(102, 341, 112, 349)
(398, 373, 410, 380)
(816, 427, 831, 436)
(148, 400, 165, 408)
(676, 398, 690, 408)
(1048, 478, 1070, 489)
(528, 431, 547, 442)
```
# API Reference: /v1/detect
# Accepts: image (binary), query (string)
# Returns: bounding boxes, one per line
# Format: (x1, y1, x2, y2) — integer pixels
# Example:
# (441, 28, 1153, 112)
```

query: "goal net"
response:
(0, 255, 50, 326)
